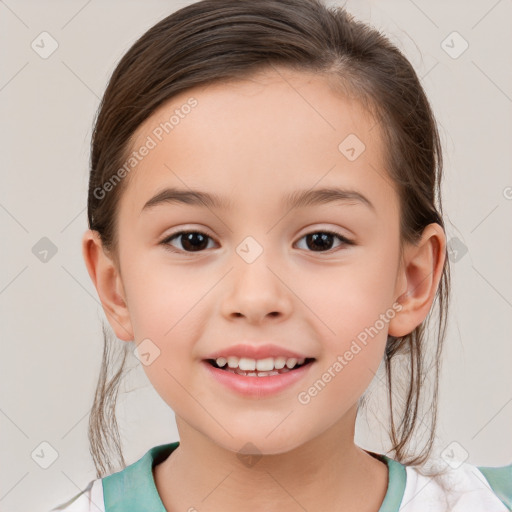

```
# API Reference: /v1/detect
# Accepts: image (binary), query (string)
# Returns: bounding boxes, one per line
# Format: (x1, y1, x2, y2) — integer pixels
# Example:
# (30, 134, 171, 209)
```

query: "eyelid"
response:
(160, 225, 216, 242)
(296, 224, 355, 245)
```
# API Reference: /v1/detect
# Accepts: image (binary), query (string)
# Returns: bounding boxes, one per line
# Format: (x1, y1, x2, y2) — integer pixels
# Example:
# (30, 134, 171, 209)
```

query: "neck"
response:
(154, 405, 388, 512)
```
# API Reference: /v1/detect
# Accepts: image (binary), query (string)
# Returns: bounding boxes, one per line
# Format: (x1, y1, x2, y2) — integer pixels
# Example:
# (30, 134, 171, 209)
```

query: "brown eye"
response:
(161, 231, 215, 253)
(295, 231, 353, 252)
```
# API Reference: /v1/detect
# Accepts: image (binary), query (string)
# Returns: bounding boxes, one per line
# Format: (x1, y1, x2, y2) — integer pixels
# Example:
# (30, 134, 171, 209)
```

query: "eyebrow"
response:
(140, 186, 375, 213)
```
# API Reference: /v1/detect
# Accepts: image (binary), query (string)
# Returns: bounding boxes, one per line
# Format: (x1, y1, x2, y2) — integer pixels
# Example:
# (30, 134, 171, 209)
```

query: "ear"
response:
(82, 229, 134, 342)
(388, 223, 446, 338)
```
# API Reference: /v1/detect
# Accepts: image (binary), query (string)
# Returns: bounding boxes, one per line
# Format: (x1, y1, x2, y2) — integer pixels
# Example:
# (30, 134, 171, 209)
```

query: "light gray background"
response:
(1, 1, 511, 511)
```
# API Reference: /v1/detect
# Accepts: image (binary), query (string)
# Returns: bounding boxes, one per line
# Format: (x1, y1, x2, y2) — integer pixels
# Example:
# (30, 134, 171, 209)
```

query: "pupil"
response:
(182, 232, 208, 251)
(307, 233, 333, 251)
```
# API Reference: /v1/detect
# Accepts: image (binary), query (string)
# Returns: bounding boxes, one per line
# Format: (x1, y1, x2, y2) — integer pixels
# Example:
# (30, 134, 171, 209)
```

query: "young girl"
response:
(52, 0, 511, 510)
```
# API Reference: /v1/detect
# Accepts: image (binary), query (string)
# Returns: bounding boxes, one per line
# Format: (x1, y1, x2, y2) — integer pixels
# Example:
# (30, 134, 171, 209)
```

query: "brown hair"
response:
(86, 0, 450, 478)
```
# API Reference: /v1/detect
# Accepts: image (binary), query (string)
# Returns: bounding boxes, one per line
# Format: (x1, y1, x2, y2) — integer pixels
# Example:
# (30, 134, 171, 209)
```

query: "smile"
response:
(202, 357, 316, 398)
(206, 356, 315, 377)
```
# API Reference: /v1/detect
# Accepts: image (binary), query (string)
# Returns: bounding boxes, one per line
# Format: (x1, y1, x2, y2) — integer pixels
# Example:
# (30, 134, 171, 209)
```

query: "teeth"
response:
(227, 356, 239, 368)
(216, 357, 227, 367)
(256, 358, 274, 371)
(239, 357, 256, 371)
(285, 357, 297, 369)
(235, 368, 290, 377)
(215, 356, 309, 371)
(274, 357, 286, 369)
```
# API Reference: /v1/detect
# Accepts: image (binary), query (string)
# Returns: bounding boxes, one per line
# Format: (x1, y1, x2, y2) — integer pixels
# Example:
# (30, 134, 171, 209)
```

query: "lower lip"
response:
(202, 360, 315, 398)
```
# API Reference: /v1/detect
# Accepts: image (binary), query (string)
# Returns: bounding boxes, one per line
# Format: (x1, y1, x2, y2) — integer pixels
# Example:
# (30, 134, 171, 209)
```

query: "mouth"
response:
(204, 357, 316, 377)
(202, 355, 317, 397)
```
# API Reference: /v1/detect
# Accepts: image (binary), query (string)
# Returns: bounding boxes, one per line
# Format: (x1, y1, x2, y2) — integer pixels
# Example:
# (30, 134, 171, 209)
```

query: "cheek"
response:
(123, 255, 203, 341)
(123, 258, 209, 391)
(297, 248, 399, 402)
(298, 266, 396, 412)
(304, 253, 398, 340)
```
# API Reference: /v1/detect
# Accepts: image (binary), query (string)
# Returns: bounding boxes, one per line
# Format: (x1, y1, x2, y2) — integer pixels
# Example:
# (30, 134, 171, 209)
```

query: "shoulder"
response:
(477, 461, 512, 510)
(401, 458, 512, 511)
(49, 479, 104, 512)
(49, 442, 178, 512)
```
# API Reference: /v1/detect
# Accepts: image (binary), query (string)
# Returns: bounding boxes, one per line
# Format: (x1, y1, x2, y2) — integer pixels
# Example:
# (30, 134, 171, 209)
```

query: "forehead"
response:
(121, 67, 395, 215)
(133, 67, 377, 144)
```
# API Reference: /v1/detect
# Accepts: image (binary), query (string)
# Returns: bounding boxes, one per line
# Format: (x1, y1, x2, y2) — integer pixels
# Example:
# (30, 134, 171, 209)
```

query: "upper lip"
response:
(204, 343, 314, 361)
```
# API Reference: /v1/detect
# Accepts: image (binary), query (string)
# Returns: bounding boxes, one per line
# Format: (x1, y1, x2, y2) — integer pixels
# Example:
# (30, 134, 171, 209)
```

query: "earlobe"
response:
(388, 223, 446, 338)
(81, 229, 134, 342)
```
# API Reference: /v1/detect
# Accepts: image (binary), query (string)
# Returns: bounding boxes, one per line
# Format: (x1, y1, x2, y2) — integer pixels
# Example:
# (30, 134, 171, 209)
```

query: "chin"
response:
(211, 430, 309, 458)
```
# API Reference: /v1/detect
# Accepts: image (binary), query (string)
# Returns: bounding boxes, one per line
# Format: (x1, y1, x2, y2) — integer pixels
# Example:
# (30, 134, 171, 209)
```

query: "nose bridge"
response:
(221, 233, 292, 322)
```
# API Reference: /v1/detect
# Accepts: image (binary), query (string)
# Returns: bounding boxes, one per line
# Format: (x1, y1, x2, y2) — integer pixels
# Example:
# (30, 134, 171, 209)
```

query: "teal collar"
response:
(102, 442, 406, 511)
(102, 443, 177, 512)
(365, 449, 407, 512)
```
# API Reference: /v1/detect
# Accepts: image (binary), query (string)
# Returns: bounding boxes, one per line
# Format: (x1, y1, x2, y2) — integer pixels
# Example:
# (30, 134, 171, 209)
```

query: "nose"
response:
(220, 254, 293, 325)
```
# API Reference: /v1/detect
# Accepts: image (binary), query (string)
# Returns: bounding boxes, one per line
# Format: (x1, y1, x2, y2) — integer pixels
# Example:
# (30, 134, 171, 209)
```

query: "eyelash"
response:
(159, 229, 354, 254)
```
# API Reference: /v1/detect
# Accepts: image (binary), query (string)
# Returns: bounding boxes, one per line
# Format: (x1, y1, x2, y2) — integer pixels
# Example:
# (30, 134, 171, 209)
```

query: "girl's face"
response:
(108, 68, 407, 454)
